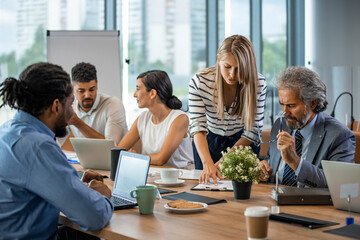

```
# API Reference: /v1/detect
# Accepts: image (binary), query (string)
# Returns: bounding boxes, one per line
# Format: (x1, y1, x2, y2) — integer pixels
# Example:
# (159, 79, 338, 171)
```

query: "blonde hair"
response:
(213, 35, 258, 131)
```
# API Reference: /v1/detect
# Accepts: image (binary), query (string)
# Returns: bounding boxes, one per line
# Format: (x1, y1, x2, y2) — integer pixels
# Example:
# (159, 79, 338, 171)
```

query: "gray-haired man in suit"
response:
(260, 66, 355, 188)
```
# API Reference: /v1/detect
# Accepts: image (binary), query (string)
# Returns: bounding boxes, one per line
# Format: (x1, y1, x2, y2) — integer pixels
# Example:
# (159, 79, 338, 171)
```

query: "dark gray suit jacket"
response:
(266, 112, 355, 187)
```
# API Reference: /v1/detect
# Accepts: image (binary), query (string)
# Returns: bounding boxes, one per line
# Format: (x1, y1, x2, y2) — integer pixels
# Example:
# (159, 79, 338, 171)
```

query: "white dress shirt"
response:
(70, 93, 128, 145)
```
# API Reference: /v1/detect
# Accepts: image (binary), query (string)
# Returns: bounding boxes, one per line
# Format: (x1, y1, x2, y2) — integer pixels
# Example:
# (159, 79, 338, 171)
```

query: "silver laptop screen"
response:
(113, 152, 150, 201)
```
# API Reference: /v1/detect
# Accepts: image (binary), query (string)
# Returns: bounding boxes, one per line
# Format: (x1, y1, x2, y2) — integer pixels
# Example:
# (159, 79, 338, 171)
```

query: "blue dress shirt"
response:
(0, 111, 113, 239)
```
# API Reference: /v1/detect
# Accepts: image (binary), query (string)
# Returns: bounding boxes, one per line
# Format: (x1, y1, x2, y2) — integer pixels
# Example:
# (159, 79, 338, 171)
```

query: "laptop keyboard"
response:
(111, 196, 135, 206)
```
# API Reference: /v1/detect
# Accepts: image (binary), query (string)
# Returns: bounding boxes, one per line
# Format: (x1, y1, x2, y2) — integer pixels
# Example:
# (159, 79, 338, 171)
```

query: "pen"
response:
(67, 159, 79, 164)
(280, 111, 285, 132)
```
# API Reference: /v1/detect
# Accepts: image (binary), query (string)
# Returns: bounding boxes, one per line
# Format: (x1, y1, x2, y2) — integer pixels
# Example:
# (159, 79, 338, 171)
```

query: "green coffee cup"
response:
(130, 185, 157, 214)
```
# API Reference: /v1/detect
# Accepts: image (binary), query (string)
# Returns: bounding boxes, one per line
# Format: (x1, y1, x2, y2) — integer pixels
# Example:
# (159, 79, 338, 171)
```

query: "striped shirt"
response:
(188, 67, 266, 144)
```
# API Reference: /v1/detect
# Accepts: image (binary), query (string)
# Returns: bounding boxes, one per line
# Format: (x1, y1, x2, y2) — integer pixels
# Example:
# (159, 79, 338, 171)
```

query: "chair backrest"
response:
(347, 121, 360, 132)
(354, 131, 360, 164)
(259, 130, 271, 159)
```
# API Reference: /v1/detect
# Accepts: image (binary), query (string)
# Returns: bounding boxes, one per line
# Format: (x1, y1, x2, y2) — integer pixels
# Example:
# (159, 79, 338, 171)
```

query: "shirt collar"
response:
(297, 113, 318, 140)
(14, 110, 55, 139)
(75, 93, 100, 116)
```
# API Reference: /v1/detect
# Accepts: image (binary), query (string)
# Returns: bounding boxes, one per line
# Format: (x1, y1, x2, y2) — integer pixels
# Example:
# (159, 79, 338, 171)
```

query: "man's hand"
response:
(259, 160, 272, 181)
(67, 111, 80, 126)
(88, 180, 112, 199)
(199, 162, 224, 185)
(276, 131, 301, 170)
(82, 169, 103, 183)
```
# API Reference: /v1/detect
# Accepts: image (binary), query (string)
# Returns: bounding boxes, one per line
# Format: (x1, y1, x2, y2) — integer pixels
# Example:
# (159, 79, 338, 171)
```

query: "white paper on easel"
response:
(340, 183, 359, 198)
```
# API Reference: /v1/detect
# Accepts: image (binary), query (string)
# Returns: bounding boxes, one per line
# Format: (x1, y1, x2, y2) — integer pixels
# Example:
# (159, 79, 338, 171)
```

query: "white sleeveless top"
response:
(137, 110, 194, 168)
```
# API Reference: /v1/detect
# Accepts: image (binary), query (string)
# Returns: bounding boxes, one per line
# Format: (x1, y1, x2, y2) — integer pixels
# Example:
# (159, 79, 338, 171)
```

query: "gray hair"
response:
(276, 66, 328, 113)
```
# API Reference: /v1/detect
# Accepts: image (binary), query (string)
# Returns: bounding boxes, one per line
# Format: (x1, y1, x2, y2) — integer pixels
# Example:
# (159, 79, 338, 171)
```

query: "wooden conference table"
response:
(59, 164, 358, 240)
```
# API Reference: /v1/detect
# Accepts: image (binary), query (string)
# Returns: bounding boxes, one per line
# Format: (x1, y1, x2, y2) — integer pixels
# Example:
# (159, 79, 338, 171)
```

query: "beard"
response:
(55, 125, 69, 138)
(54, 111, 69, 138)
(80, 98, 94, 109)
(285, 106, 310, 130)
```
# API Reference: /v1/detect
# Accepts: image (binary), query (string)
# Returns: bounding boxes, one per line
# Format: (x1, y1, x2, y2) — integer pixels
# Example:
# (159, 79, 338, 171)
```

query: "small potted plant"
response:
(219, 146, 264, 199)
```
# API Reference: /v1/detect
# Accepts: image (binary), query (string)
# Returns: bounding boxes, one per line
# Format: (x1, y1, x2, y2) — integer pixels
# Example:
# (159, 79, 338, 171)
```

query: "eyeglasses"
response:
(256, 112, 285, 146)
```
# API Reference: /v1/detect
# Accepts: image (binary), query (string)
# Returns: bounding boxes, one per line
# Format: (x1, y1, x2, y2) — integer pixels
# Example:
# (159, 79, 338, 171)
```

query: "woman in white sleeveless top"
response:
(117, 70, 193, 169)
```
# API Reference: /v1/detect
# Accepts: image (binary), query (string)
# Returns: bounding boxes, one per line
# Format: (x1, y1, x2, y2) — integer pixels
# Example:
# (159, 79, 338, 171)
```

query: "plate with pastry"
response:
(164, 199, 208, 213)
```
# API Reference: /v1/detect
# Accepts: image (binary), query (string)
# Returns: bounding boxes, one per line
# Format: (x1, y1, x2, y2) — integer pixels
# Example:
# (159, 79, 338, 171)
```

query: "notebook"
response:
(271, 187, 332, 205)
(111, 151, 151, 210)
(322, 160, 360, 213)
(70, 138, 115, 170)
(270, 212, 338, 229)
(162, 192, 227, 205)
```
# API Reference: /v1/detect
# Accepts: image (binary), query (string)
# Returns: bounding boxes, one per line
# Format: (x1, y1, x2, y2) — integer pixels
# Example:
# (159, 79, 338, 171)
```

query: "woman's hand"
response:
(199, 161, 224, 185)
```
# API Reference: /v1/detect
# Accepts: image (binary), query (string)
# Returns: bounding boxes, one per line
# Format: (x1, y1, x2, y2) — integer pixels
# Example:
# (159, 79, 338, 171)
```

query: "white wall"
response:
(305, 0, 360, 125)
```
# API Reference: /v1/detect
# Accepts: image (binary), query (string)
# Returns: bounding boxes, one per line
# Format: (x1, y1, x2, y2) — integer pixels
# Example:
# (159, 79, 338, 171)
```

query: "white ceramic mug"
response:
(160, 169, 183, 183)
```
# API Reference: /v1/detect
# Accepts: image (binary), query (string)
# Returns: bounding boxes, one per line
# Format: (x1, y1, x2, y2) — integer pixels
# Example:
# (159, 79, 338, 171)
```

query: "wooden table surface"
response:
(59, 165, 359, 240)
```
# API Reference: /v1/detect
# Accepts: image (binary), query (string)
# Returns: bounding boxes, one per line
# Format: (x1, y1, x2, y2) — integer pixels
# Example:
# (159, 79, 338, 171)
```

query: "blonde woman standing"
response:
(189, 35, 266, 184)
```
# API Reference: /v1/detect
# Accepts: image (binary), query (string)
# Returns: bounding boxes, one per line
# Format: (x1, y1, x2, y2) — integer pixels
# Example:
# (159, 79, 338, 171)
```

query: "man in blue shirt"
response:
(0, 63, 114, 239)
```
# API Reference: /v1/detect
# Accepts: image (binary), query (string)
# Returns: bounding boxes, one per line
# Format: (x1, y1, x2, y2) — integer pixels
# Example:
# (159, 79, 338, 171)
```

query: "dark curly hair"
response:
(71, 62, 97, 83)
(0, 62, 73, 117)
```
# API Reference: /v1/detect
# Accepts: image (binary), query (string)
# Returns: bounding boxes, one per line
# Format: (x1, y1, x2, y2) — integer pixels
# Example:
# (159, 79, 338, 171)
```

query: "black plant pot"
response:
(232, 180, 252, 199)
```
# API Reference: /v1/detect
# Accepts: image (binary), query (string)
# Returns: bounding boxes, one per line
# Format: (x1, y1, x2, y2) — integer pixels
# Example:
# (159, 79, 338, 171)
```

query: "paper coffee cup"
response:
(244, 206, 270, 240)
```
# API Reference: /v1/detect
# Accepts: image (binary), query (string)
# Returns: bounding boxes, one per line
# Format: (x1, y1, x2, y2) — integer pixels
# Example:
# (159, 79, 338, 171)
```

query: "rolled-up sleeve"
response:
(27, 142, 113, 231)
(242, 75, 267, 144)
(104, 97, 128, 145)
(189, 74, 209, 137)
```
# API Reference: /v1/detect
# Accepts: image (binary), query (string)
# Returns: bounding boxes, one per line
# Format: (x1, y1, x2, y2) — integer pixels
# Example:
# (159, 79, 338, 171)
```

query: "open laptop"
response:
(111, 151, 151, 210)
(322, 160, 360, 213)
(70, 138, 115, 170)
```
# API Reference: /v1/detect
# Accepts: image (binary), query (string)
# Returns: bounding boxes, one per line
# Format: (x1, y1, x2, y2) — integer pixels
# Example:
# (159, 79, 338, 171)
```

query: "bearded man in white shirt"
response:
(68, 62, 127, 145)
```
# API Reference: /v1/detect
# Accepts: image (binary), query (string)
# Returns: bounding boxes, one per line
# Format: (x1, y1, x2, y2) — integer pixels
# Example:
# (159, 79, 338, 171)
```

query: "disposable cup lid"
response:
(244, 206, 270, 217)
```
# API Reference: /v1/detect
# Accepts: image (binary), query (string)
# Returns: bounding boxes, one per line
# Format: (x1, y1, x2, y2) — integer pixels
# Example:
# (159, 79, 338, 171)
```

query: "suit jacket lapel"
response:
(306, 112, 326, 164)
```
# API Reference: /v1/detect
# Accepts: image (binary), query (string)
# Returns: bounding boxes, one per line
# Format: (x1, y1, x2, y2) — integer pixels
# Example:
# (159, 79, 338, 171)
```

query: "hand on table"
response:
(199, 162, 224, 185)
(88, 179, 112, 199)
(82, 169, 103, 183)
(259, 160, 273, 181)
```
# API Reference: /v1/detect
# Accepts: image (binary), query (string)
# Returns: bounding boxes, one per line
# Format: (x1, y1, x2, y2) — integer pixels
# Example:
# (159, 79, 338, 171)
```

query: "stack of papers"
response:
(63, 151, 79, 164)
(192, 180, 233, 191)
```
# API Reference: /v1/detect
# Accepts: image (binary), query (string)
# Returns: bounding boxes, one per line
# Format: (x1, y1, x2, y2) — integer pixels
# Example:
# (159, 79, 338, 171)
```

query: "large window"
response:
(262, 0, 287, 128)
(0, 0, 105, 124)
(1, 0, 297, 129)
(118, 0, 207, 125)
(218, 0, 250, 43)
